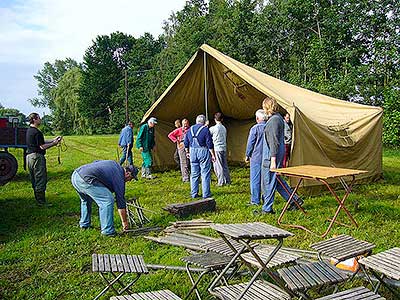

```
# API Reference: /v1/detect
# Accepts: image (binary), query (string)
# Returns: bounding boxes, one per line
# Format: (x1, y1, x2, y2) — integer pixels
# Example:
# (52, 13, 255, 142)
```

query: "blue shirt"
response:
(118, 125, 133, 147)
(184, 124, 214, 149)
(245, 121, 266, 163)
(76, 160, 127, 209)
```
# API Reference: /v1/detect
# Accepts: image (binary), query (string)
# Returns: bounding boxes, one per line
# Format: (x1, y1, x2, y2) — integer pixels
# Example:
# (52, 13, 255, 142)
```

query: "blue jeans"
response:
(250, 160, 262, 204)
(261, 168, 297, 212)
(119, 145, 133, 165)
(71, 171, 116, 235)
(190, 147, 212, 198)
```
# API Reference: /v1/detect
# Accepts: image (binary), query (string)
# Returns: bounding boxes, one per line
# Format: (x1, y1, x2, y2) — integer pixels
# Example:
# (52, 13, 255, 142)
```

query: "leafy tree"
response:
(0, 104, 26, 125)
(79, 32, 136, 133)
(30, 58, 79, 110)
(53, 67, 87, 134)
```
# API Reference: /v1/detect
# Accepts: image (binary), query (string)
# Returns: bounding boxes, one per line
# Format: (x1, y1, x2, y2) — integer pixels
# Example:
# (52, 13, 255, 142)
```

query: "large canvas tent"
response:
(142, 44, 383, 187)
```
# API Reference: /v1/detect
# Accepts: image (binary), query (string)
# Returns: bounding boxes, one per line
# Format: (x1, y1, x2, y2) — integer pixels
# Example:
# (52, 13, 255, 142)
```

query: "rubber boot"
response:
(34, 191, 46, 205)
(141, 167, 146, 178)
(146, 167, 155, 179)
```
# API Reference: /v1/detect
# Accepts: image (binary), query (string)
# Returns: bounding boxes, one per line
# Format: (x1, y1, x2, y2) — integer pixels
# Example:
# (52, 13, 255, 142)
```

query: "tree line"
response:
(27, 0, 399, 146)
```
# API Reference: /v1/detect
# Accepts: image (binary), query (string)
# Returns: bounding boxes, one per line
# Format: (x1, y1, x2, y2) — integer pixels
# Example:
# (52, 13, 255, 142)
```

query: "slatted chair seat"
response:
(92, 254, 148, 300)
(359, 247, 400, 296)
(277, 261, 348, 296)
(315, 286, 386, 300)
(311, 234, 375, 262)
(201, 238, 258, 256)
(241, 244, 301, 269)
(110, 289, 182, 300)
(210, 280, 291, 300)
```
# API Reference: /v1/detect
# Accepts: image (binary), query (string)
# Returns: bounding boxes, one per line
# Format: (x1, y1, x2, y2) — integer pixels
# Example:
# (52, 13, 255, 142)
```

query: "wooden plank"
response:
(110, 254, 118, 272)
(104, 254, 111, 272)
(115, 254, 125, 272)
(98, 254, 105, 272)
(121, 254, 130, 272)
(315, 286, 385, 300)
(92, 254, 99, 272)
(138, 255, 148, 273)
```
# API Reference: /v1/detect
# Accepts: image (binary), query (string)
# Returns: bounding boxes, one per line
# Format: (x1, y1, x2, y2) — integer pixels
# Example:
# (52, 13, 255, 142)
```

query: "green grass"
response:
(1, 135, 399, 299)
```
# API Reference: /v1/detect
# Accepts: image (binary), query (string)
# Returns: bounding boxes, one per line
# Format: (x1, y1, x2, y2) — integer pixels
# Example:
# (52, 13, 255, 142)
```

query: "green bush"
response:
(383, 86, 400, 147)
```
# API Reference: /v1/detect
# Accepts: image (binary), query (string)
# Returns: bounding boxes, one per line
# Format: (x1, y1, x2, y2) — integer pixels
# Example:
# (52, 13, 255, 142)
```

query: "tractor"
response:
(0, 117, 28, 185)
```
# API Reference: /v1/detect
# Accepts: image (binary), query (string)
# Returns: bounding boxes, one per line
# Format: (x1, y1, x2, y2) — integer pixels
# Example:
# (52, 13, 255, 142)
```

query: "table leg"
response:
(234, 238, 284, 300)
(208, 237, 247, 292)
(184, 263, 207, 300)
(117, 273, 141, 295)
(94, 272, 124, 300)
(320, 176, 358, 238)
(278, 178, 306, 226)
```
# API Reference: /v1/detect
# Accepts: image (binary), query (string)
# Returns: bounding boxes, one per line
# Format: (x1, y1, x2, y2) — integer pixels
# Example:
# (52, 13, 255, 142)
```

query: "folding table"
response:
(92, 253, 148, 300)
(208, 222, 293, 300)
(359, 247, 400, 297)
(272, 165, 367, 237)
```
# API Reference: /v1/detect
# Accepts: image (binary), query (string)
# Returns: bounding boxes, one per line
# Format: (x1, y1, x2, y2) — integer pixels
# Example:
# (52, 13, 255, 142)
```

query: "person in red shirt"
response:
(168, 118, 190, 182)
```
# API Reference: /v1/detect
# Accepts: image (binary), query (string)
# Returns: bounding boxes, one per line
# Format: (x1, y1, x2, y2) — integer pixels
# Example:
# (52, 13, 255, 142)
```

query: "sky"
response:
(0, 0, 186, 115)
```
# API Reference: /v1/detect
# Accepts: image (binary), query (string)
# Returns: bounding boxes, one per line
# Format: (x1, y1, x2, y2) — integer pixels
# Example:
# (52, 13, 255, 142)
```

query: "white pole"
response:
(203, 51, 208, 120)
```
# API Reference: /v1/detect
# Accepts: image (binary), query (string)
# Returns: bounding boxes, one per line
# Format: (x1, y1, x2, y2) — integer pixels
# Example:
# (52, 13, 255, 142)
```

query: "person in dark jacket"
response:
(136, 117, 157, 179)
(118, 121, 134, 166)
(71, 160, 138, 236)
(26, 112, 62, 206)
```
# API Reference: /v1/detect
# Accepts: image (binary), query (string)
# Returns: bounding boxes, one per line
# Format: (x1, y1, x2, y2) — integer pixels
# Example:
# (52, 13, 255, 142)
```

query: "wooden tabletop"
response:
(210, 222, 293, 239)
(271, 165, 368, 180)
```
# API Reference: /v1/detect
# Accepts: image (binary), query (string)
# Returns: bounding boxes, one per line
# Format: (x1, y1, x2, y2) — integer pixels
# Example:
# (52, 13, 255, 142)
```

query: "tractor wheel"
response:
(0, 152, 18, 185)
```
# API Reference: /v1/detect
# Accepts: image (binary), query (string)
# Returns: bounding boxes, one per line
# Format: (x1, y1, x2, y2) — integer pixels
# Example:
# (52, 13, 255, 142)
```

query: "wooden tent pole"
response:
(203, 51, 208, 120)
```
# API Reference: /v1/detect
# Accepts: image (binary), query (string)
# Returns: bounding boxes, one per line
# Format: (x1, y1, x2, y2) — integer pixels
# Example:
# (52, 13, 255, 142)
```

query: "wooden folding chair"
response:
(92, 254, 148, 300)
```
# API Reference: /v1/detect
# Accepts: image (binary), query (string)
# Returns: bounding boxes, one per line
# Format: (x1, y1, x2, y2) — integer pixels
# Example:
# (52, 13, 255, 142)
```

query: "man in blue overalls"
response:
(245, 109, 267, 205)
(184, 114, 216, 199)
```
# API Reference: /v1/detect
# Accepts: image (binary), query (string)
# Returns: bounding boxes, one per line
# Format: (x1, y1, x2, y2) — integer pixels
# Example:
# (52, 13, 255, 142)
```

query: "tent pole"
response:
(203, 51, 208, 120)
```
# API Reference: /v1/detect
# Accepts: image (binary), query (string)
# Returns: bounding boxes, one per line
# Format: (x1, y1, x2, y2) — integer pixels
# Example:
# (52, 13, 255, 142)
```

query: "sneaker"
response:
(146, 174, 156, 179)
(253, 209, 275, 216)
(287, 199, 304, 211)
(246, 202, 259, 206)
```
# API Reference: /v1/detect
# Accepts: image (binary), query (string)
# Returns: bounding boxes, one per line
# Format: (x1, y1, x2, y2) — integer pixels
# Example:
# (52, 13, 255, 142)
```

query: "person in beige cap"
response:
(136, 117, 157, 179)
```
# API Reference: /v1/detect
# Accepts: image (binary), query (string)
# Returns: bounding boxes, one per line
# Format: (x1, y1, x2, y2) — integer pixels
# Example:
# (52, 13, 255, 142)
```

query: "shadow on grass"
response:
(0, 194, 83, 244)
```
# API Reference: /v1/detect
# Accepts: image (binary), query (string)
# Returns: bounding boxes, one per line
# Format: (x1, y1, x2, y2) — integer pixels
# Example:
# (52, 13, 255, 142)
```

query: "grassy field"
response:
(1, 135, 399, 299)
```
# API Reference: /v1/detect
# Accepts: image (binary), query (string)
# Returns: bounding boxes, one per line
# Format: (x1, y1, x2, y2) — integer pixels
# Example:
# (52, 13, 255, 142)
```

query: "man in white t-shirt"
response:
(209, 112, 231, 186)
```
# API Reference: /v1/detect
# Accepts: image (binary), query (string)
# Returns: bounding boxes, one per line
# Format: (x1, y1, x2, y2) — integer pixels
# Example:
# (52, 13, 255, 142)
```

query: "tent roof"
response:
(143, 44, 382, 124)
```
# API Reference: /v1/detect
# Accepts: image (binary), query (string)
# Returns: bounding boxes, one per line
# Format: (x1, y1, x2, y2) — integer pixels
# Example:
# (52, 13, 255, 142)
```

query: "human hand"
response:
(270, 157, 277, 169)
(211, 155, 216, 162)
(139, 147, 143, 152)
(245, 156, 249, 163)
(122, 221, 129, 231)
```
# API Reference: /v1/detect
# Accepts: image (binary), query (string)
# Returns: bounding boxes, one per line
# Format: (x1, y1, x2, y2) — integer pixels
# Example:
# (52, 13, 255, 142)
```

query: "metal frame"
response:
(94, 272, 142, 300)
(209, 234, 285, 300)
(276, 173, 358, 238)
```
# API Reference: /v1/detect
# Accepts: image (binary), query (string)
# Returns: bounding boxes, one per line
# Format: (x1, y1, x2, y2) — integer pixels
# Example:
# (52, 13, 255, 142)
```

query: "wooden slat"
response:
(359, 247, 400, 280)
(121, 254, 131, 272)
(315, 286, 386, 300)
(211, 280, 290, 300)
(110, 254, 118, 272)
(104, 254, 111, 272)
(311, 235, 375, 261)
(115, 254, 125, 272)
(210, 222, 293, 239)
(98, 254, 105, 272)
(111, 290, 182, 300)
(92, 254, 99, 272)
(138, 255, 149, 273)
